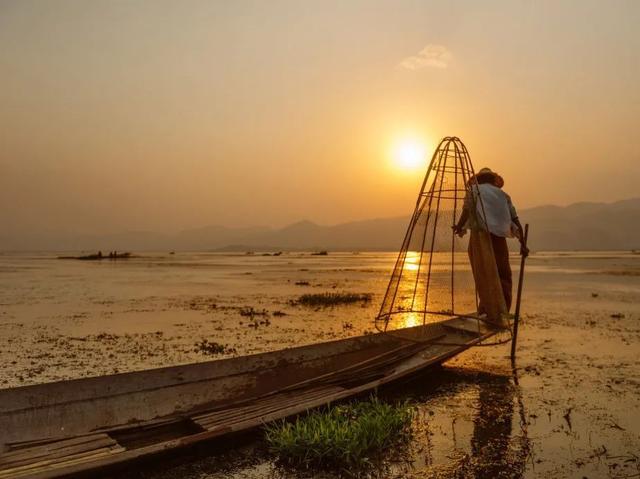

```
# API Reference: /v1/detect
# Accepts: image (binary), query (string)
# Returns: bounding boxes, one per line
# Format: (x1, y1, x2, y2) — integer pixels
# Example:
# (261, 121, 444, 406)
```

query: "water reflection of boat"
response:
(397, 367, 530, 478)
(0, 318, 500, 479)
(467, 371, 530, 478)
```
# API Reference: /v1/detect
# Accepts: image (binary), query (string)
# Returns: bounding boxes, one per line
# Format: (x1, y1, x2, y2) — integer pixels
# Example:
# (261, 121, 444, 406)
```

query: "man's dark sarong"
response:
(468, 229, 510, 324)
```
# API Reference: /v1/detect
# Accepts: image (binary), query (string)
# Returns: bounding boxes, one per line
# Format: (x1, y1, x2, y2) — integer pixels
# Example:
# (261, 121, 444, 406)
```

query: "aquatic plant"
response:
(294, 292, 372, 307)
(239, 306, 269, 317)
(194, 339, 237, 356)
(264, 396, 413, 470)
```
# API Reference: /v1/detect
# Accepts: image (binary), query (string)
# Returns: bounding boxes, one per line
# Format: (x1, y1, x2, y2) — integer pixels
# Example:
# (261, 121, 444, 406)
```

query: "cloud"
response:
(399, 44, 452, 70)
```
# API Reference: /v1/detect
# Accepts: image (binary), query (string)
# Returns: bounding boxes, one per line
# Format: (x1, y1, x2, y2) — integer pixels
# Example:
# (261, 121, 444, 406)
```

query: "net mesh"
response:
(375, 136, 487, 332)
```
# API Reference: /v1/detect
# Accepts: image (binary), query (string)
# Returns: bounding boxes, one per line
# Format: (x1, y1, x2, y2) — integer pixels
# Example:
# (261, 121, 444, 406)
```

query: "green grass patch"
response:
(264, 396, 413, 470)
(294, 292, 372, 307)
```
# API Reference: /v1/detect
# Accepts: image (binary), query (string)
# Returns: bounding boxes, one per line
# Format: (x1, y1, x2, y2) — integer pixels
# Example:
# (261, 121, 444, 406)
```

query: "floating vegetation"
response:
(294, 281, 310, 286)
(194, 339, 237, 356)
(293, 292, 372, 307)
(264, 396, 414, 470)
(598, 269, 640, 276)
(94, 333, 120, 342)
(239, 307, 269, 317)
(244, 317, 271, 329)
(174, 296, 218, 312)
(239, 307, 272, 328)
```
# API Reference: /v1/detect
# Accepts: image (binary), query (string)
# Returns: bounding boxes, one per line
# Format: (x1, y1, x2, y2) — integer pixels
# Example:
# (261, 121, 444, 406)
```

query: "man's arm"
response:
(512, 216, 529, 257)
(507, 193, 529, 257)
(453, 208, 469, 237)
(453, 190, 474, 237)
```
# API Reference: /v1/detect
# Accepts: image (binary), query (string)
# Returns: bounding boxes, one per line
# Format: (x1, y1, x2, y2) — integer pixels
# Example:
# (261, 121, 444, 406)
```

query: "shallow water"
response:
(1, 251, 639, 478)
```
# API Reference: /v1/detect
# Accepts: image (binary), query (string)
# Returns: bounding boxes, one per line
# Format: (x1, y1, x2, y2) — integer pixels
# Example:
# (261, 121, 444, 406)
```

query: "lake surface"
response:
(1, 251, 639, 478)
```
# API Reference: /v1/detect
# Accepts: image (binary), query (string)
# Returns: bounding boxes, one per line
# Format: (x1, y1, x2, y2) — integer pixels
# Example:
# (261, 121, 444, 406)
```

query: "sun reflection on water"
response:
(401, 312, 423, 328)
(403, 251, 421, 272)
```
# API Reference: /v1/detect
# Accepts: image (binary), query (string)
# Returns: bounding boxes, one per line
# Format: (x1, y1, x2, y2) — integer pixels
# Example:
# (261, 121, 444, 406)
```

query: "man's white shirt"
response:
(468, 183, 518, 238)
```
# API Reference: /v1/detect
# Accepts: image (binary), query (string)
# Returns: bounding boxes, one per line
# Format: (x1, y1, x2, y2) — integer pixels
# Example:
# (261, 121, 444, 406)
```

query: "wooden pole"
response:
(510, 224, 529, 359)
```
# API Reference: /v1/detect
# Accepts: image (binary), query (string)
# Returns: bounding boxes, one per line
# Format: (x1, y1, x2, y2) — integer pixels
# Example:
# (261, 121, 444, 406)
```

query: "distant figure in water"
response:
(453, 168, 528, 313)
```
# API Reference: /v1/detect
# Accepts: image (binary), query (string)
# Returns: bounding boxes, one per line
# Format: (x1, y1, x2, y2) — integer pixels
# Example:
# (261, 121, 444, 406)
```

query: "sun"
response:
(392, 138, 428, 171)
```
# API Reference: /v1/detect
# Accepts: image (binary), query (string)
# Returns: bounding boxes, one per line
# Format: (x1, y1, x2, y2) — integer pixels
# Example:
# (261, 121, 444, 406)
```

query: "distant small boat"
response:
(0, 317, 499, 479)
(58, 252, 132, 261)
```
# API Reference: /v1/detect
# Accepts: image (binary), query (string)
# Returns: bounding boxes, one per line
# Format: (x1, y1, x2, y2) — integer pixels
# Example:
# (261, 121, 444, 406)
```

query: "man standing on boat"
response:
(453, 168, 528, 315)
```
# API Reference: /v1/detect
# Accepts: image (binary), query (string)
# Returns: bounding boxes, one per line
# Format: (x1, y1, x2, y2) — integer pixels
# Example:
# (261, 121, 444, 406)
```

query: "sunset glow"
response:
(0, 2, 637, 237)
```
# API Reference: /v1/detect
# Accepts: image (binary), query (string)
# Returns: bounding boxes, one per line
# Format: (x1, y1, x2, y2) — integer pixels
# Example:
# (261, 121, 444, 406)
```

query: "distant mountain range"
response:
(2, 198, 639, 252)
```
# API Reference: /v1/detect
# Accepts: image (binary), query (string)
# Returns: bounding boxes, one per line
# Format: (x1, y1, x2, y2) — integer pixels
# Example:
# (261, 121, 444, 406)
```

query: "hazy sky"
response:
(1, 0, 638, 235)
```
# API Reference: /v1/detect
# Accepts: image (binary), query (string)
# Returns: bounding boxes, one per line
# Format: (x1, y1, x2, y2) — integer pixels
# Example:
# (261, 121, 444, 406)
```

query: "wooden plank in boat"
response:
(442, 316, 490, 336)
(200, 387, 344, 429)
(192, 386, 330, 424)
(3, 434, 108, 455)
(5, 416, 183, 455)
(0, 433, 124, 479)
(190, 387, 356, 437)
(0, 434, 116, 466)
(194, 385, 344, 430)
(0, 446, 123, 479)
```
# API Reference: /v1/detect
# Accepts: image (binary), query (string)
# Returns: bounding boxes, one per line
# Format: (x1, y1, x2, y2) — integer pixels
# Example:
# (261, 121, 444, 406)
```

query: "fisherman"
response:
(453, 168, 528, 313)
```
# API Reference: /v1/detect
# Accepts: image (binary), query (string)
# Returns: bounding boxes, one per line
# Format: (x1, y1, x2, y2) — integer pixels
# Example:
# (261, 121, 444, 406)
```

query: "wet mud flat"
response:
(1, 251, 639, 478)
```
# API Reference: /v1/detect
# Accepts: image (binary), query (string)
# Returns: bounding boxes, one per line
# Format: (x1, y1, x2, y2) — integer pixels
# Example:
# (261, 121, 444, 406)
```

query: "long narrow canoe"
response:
(0, 316, 497, 479)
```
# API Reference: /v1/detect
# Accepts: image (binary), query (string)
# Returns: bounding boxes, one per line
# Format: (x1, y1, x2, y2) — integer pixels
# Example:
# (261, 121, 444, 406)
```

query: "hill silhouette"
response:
(2, 198, 638, 252)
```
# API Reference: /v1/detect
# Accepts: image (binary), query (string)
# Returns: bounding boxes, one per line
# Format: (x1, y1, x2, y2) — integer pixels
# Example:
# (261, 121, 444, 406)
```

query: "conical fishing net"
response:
(376, 136, 507, 332)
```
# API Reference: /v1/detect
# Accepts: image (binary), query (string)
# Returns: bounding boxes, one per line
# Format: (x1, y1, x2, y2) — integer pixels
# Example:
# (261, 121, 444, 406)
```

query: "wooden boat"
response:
(0, 316, 499, 479)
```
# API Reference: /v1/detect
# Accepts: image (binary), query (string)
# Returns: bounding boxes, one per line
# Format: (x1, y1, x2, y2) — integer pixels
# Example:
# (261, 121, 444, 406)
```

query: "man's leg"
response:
(468, 232, 486, 314)
(491, 234, 513, 310)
